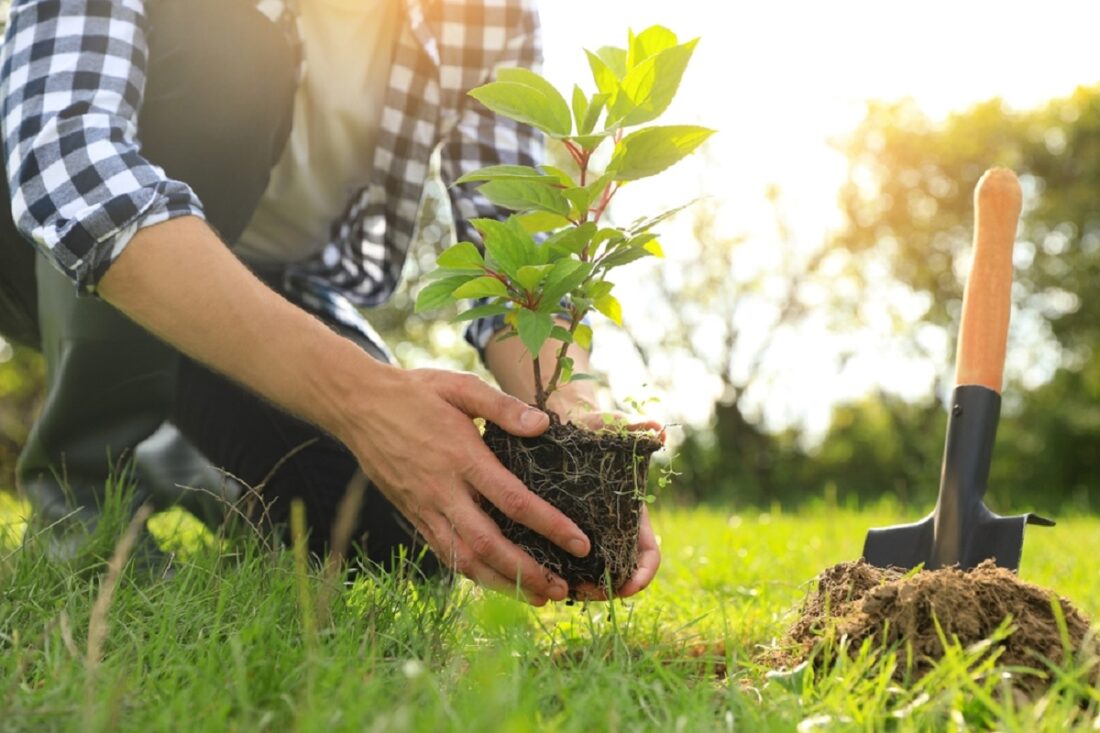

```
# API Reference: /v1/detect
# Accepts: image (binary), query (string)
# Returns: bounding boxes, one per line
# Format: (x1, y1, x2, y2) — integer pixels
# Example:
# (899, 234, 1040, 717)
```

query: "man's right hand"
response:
(336, 364, 591, 605)
(100, 217, 587, 605)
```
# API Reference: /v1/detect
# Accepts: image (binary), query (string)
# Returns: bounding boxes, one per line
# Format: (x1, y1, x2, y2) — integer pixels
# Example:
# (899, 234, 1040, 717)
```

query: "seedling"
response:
(416, 25, 713, 595)
(416, 24, 713, 413)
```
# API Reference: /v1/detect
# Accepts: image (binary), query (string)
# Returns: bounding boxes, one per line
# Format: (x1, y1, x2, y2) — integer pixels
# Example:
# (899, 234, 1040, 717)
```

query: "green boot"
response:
(19, 258, 237, 561)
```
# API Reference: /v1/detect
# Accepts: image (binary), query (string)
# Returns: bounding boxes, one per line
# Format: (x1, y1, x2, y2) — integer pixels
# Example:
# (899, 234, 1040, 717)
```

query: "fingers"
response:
(416, 509, 553, 606)
(617, 506, 661, 599)
(466, 452, 591, 559)
(573, 507, 661, 602)
(576, 410, 665, 441)
(446, 496, 571, 602)
(443, 373, 548, 436)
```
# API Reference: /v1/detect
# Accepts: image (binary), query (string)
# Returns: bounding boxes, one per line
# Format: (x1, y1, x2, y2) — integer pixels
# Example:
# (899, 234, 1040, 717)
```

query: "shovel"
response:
(862, 168, 1054, 572)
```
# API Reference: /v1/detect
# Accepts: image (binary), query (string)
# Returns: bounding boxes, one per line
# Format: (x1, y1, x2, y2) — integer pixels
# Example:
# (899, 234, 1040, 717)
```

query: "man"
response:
(0, 0, 659, 604)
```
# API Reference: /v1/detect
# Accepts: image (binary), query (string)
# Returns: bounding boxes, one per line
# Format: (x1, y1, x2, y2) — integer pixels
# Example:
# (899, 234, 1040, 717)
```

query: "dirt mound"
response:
(772, 560, 1098, 694)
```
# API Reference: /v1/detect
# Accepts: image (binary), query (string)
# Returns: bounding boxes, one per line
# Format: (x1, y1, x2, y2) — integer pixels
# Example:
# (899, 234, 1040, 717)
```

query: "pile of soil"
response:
(771, 560, 1098, 694)
(483, 419, 662, 596)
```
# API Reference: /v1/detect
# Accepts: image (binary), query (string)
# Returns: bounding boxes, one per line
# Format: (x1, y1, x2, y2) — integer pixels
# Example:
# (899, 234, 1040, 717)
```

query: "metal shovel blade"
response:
(864, 508, 1054, 571)
(862, 385, 1054, 572)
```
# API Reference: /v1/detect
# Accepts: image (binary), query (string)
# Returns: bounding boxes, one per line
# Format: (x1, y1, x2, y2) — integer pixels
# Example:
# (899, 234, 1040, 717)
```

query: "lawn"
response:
(1, 491, 1098, 732)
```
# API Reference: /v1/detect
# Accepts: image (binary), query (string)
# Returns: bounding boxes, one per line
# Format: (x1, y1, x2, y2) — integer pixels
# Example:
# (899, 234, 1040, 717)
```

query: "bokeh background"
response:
(3, 0, 1100, 513)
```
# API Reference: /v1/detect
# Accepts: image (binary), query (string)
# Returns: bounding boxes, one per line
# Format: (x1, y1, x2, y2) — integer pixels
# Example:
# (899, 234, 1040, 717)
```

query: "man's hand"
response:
(338, 366, 593, 605)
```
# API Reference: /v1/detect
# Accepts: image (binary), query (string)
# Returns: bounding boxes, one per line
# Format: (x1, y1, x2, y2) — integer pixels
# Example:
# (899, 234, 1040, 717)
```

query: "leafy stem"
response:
(544, 308, 585, 398)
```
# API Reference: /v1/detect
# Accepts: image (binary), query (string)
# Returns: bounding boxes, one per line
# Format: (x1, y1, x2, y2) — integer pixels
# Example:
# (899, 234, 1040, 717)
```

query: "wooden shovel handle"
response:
(954, 167, 1023, 393)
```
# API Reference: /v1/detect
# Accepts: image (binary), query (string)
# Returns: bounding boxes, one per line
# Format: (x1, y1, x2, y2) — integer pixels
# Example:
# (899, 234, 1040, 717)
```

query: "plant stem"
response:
(532, 355, 548, 412)
(545, 311, 583, 398)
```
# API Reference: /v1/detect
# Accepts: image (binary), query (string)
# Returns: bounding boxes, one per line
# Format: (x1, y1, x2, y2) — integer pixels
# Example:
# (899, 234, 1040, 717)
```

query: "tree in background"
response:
(813, 84, 1100, 511)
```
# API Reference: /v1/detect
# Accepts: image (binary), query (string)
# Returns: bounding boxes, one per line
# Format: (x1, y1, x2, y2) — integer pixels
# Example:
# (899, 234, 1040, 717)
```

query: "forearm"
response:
(97, 216, 390, 444)
(485, 330, 597, 420)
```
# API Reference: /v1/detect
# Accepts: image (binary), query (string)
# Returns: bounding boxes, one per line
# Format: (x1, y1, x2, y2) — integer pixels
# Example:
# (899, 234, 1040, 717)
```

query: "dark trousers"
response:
(0, 0, 426, 565)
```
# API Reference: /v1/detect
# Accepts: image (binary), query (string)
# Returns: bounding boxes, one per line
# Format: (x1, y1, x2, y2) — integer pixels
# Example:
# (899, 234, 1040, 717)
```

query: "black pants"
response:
(0, 0, 427, 565)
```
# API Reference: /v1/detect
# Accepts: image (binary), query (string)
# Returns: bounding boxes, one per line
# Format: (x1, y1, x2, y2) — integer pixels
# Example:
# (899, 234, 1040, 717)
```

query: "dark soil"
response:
(483, 419, 662, 597)
(769, 560, 1098, 695)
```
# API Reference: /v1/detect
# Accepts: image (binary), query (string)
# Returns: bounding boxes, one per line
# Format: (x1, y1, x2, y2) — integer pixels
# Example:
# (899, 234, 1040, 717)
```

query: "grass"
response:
(1, 490, 1099, 732)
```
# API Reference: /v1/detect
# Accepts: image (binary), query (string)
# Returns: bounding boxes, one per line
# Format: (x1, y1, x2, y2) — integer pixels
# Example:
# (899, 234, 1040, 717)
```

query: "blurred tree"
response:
(818, 84, 1100, 510)
(623, 190, 857, 506)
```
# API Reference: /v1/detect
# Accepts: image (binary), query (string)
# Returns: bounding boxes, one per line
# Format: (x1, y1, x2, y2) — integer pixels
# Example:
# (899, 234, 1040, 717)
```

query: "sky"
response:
(537, 0, 1100, 436)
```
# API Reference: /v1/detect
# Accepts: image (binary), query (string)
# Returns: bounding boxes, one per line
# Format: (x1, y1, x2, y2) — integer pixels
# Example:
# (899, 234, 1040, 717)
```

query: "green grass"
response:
(1, 493, 1098, 732)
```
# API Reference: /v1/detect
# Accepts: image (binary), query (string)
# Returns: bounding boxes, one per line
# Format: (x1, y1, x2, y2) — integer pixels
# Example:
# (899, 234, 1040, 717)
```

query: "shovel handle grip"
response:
(955, 168, 1022, 394)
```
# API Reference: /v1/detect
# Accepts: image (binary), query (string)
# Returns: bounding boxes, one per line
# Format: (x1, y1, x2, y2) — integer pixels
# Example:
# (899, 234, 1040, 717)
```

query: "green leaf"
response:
(574, 132, 612, 152)
(541, 165, 575, 187)
(590, 227, 627, 255)
(559, 355, 574, 384)
(549, 325, 573, 343)
(642, 238, 665, 257)
(562, 187, 594, 218)
(586, 50, 621, 97)
(628, 198, 702, 234)
(595, 292, 623, 325)
(452, 276, 510, 300)
(580, 93, 609, 135)
(569, 372, 598, 382)
(424, 266, 485, 281)
(472, 218, 537, 280)
(436, 242, 485, 270)
(415, 274, 476, 313)
(478, 179, 572, 217)
(516, 211, 572, 233)
(599, 246, 651, 270)
(496, 67, 573, 136)
(574, 323, 593, 350)
(454, 302, 511, 322)
(607, 125, 715, 181)
(468, 81, 571, 137)
(587, 280, 613, 300)
(516, 309, 554, 357)
(617, 39, 699, 127)
(516, 264, 553, 292)
(544, 222, 596, 257)
(455, 165, 557, 185)
(627, 26, 679, 68)
(595, 46, 628, 78)
(541, 260, 594, 308)
(571, 85, 589, 133)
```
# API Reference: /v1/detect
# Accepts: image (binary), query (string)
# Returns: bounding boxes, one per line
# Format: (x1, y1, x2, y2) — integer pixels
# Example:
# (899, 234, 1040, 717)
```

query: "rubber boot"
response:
(18, 258, 236, 561)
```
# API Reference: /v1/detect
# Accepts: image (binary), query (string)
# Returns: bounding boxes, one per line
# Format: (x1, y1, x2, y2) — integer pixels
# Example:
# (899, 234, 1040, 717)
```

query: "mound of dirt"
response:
(771, 560, 1098, 694)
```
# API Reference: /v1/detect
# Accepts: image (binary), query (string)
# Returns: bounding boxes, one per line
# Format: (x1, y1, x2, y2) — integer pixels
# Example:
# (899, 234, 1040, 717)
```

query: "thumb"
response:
(445, 374, 549, 436)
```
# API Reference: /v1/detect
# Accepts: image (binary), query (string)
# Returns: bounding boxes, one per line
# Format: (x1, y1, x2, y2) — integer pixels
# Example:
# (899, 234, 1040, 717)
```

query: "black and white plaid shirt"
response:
(0, 0, 542, 353)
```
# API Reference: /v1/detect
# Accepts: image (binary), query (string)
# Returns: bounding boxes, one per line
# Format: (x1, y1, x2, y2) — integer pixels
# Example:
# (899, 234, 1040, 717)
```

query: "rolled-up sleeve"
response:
(0, 0, 205, 294)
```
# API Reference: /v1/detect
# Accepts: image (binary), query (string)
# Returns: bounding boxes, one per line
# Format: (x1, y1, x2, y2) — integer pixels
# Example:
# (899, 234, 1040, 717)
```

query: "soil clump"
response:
(483, 419, 662, 596)
(771, 560, 1097, 695)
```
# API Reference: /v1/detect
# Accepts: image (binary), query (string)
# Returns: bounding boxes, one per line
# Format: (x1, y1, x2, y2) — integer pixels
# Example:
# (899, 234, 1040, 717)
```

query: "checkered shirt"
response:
(0, 0, 543, 355)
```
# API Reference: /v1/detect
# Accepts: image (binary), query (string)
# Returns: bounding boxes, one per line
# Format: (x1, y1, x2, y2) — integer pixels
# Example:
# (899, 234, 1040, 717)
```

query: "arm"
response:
(101, 217, 590, 604)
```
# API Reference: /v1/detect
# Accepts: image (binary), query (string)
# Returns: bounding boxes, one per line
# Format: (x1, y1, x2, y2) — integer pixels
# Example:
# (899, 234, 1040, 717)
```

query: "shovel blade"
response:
(863, 509, 1053, 571)
(863, 514, 934, 570)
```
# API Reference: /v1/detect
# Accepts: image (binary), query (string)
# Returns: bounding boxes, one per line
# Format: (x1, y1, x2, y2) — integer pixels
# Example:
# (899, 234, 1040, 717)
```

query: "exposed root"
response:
(483, 420, 662, 596)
